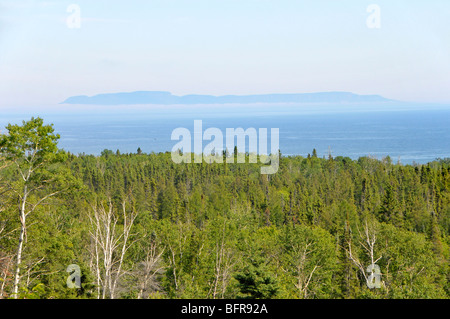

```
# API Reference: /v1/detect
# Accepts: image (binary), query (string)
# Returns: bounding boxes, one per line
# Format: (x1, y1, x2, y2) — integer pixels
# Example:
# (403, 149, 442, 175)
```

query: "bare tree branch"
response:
(88, 199, 137, 299)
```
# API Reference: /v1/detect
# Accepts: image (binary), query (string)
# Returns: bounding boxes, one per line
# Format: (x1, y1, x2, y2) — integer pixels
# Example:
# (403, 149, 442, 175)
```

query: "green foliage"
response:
(0, 117, 60, 163)
(0, 121, 449, 299)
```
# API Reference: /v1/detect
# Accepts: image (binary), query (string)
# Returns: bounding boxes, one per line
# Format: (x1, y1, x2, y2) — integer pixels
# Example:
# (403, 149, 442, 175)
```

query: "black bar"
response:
(1, 299, 447, 318)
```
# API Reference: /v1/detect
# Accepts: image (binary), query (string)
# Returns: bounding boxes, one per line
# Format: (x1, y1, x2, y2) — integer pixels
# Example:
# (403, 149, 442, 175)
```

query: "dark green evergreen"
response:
(0, 118, 449, 299)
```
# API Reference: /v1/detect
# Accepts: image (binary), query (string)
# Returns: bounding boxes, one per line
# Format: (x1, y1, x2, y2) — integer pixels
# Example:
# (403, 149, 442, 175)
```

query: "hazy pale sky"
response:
(0, 0, 449, 109)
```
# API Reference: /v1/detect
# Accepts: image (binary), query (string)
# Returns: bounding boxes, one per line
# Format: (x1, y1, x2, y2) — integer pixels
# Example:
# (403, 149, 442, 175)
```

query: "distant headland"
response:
(61, 91, 396, 105)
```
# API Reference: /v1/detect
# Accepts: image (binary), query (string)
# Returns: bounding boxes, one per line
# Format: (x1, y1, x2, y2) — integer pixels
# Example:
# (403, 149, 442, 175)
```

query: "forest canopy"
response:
(0, 118, 449, 299)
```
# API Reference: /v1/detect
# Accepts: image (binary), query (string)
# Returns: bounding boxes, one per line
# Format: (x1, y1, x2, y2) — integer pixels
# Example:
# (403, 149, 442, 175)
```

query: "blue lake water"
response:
(1, 103, 449, 164)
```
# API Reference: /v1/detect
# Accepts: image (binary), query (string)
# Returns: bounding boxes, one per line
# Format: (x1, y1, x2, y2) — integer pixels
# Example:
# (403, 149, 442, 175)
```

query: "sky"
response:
(0, 0, 450, 110)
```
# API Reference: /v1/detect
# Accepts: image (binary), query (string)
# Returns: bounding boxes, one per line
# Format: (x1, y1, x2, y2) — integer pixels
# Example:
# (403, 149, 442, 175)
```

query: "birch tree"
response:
(346, 220, 382, 287)
(209, 220, 236, 299)
(130, 235, 165, 299)
(0, 117, 66, 299)
(291, 242, 320, 299)
(89, 200, 137, 299)
(280, 224, 336, 299)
